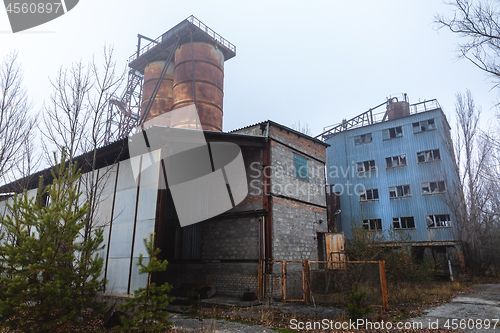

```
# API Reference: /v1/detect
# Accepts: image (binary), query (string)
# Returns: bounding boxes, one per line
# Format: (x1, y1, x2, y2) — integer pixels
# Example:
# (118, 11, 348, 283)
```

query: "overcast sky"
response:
(1, 0, 498, 138)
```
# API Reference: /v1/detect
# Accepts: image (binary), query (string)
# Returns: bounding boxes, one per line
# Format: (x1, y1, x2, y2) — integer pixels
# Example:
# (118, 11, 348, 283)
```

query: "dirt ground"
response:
(166, 285, 500, 332)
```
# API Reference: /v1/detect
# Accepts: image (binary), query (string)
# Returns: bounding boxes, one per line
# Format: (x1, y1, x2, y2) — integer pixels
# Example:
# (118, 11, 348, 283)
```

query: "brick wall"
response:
(268, 125, 326, 161)
(200, 217, 259, 260)
(231, 122, 328, 162)
(163, 262, 258, 297)
(272, 197, 327, 261)
(205, 263, 258, 296)
(270, 141, 326, 206)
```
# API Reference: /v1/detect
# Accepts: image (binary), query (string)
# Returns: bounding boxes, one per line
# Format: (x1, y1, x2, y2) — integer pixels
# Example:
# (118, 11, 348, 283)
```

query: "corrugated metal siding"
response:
(326, 109, 458, 243)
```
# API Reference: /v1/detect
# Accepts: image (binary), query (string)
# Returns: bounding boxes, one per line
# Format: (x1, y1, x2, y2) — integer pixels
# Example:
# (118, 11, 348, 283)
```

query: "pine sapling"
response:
(347, 282, 372, 320)
(117, 233, 175, 332)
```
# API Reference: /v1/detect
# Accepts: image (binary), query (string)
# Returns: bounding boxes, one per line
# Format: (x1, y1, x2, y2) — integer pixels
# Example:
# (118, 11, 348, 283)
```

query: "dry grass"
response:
(389, 280, 464, 306)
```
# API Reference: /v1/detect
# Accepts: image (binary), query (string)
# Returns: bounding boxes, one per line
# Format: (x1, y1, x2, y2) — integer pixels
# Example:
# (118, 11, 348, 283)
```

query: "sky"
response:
(1, 0, 499, 141)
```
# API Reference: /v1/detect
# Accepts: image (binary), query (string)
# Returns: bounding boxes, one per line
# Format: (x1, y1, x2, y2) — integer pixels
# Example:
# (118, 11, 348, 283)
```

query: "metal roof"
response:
(230, 120, 329, 146)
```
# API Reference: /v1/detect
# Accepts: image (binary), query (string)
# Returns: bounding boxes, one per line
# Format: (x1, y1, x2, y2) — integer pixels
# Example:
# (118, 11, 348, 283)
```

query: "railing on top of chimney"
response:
(128, 15, 236, 63)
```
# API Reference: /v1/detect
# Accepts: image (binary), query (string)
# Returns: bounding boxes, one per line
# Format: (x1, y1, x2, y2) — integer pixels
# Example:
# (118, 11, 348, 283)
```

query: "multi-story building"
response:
(321, 95, 460, 253)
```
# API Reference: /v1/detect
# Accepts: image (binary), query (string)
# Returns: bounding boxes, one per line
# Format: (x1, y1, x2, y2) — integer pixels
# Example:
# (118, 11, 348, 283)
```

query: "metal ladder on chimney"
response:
(104, 69, 143, 144)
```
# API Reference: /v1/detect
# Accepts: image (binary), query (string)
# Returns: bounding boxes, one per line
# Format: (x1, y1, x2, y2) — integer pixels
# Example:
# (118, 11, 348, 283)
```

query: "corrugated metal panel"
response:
(326, 108, 459, 243)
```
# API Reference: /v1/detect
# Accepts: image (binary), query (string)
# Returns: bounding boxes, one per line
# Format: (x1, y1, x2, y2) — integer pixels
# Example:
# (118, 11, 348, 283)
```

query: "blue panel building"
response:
(322, 96, 460, 248)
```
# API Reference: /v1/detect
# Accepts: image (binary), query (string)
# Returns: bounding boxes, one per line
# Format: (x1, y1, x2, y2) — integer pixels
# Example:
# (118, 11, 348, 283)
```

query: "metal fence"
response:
(263, 260, 388, 310)
(309, 261, 387, 309)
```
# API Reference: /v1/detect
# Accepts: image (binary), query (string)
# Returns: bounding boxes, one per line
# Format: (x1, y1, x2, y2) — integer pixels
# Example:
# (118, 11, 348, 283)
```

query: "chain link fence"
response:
(263, 260, 388, 310)
(308, 261, 386, 308)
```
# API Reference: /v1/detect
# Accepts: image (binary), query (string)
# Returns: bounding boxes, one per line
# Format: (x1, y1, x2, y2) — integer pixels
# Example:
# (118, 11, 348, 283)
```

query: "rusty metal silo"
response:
(171, 42, 224, 132)
(124, 16, 236, 132)
(140, 60, 174, 123)
(386, 97, 410, 120)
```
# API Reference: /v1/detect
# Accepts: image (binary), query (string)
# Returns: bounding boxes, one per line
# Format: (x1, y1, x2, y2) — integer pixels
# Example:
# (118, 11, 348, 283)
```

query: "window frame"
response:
(356, 160, 376, 173)
(389, 184, 411, 199)
(421, 181, 446, 195)
(413, 118, 436, 133)
(417, 149, 441, 163)
(354, 133, 373, 146)
(385, 154, 407, 168)
(294, 154, 309, 180)
(359, 188, 379, 202)
(426, 214, 451, 228)
(392, 216, 415, 229)
(382, 126, 403, 140)
(362, 219, 382, 231)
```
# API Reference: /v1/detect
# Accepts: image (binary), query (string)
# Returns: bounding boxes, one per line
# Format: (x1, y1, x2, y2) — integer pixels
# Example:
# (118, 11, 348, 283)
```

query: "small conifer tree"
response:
(117, 233, 174, 332)
(346, 282, 372, 320)
(0, 152, 105, 333)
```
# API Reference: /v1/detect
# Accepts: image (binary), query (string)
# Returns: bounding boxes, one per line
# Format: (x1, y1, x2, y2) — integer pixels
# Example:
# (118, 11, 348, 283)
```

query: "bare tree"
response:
(41, 46, 125, 241)
(291, 121, 312, 135)
(436, 0, 500, 85)
(442, 90, 500, 275)
(80, 47, 124, 241)
(42, 60, 92, 166)
(0, 52, 36, 186)
(10, 130, 42, 189)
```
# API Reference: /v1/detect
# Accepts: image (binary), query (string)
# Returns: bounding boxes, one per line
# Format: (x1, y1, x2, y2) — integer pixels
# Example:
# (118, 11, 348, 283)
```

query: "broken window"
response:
(417, 149, 440, 163)
(389, 184, 411, 198)
(413, 118, 436, 133)
(386, 154, 407, 168)
(421, 181, 446, 195)
(392, 216, 415, 229)
(359, 188, 379, 201)
(426, 214, 451, 228)
(294, 154, 309, 180)
(382, 126, 403, 140)
(362, 219, 382, 230)
(354, 133, 372, 146)
(356, 160, 376, 173)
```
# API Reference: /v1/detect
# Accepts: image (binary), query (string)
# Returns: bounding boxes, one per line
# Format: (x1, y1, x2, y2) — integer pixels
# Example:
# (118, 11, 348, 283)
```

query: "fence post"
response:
(303, 260, 311, 304)
(379, 260, 389, 311)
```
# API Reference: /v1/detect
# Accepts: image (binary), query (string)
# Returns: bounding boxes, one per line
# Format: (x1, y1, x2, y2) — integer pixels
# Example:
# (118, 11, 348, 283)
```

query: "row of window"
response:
(362, 214, 451, 230)
(354, 118, 436, 146)
(357, 148, 440, 172)
(359, 181, 446, 201)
